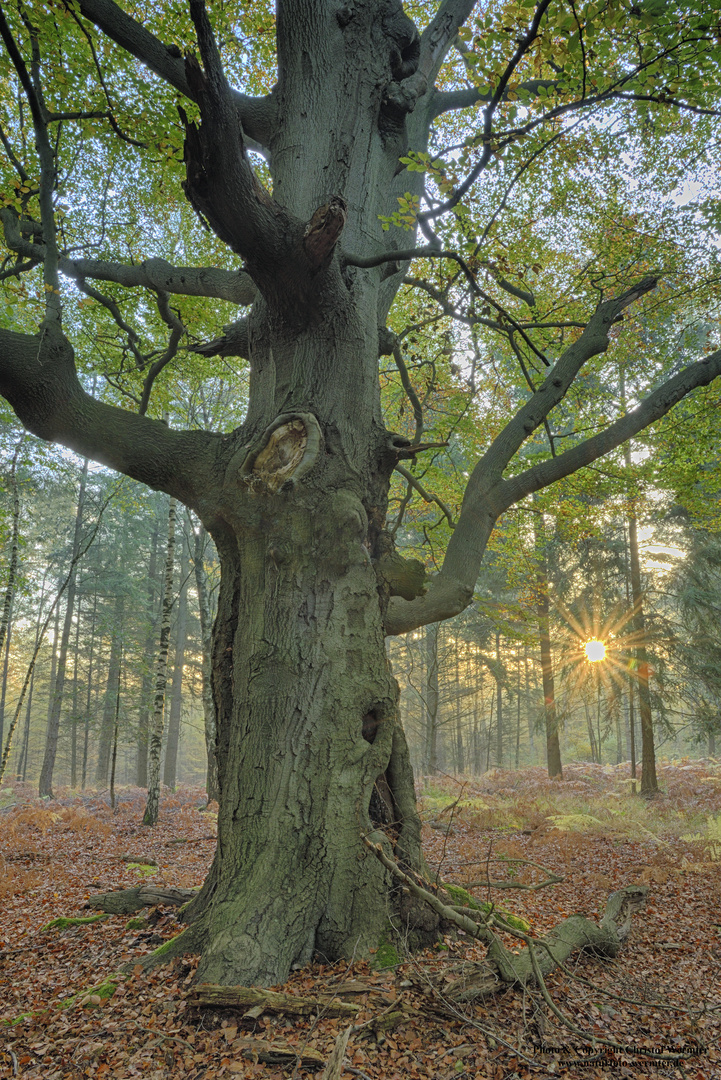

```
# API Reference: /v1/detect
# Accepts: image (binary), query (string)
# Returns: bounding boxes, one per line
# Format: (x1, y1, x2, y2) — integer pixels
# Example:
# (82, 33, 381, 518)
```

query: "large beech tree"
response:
(1, 0, 721, 986)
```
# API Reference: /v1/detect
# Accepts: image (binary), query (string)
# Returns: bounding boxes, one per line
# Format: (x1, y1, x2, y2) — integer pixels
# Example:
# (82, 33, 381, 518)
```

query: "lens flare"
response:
(584, 639, 606, 663)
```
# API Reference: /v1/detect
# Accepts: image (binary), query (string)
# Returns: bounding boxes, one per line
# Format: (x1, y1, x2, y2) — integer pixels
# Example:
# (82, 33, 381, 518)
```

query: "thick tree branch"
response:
(0, 324, 221, 509)
(0, 2, 60, 322)
(420, 0, 554, 224)
(0, 210, 257, 302)
(0, 119, 29, 182)
(192, 318, 249, 359)
(392, 341, 424, 444)
(138, 292, 185, 415)
(177, 13, 297, 280)
(418, 0, 478, 88)
(452, 276, 657, 499)
(74, 0, 276, 146)
(347, 245, 547, 363)
(386, 277, 668, 635)
(387, 341, 721, 635)
(430, 78, 557, 119)
(498, 347, 721, 510)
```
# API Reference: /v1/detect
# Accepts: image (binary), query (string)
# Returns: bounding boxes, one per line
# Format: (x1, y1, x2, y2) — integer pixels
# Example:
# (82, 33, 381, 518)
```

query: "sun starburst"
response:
(584, 639, 606, 663)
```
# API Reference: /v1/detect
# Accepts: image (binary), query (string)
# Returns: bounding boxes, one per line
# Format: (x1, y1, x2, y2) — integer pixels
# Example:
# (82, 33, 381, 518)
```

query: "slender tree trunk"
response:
(534, 516, 563, 779)
(39, 457, 88, 796)
(486, 689, 494, 772)
(16, 668, 33, 782)
(494, 630, 504, 767)
(515, 654, 521, 769)
(96, 592, 125, 786)
(0, 435, 23, 751)
(137, 522, 160, 786)
(82, 591, 98, 790)
(143, 498, 177, 826)
(584, 697, 599, 763)
(45, 592, 61, 762)
(628, 683, 637, 784)
(454, 638, 464, 774)
(619, 372, 656, 795)
(192, 522, 219, 801)
(110, 651, 122, 811)
(0, 625, 12, 764)
(163, 547, 189, 789)
(596, 671, 603, 764)
(472, 690, 481, 775)
(70, 599, 82, 788)
(524, 644, 534, 758)
(1, 564, 88, 785)
(14, 572, 47, 781)
(424, 622, 439, 774)
(626, 510, 657, 796)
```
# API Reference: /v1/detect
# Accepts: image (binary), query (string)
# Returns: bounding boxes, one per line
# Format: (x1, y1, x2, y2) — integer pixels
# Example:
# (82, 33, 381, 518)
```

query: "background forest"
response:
(2, 412, 720, 795)
(2, 0, 721, 805)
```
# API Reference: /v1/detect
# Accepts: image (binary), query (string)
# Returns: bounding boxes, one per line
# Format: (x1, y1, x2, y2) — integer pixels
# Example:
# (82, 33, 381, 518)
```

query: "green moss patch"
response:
(126, 862, 157, 878)
(41, 914, 109, 932)
(442, 882, 531, 934)
(125, 917, 149, 930)
(73, 976, 122, 1009)
(371, 931, 400, 970)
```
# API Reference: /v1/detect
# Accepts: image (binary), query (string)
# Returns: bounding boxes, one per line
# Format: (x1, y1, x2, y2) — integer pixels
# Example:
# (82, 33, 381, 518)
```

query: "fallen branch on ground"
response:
(86, 886, 199, 914)
(363, 834, 648, 1002)
(188, 984, 360, 1018)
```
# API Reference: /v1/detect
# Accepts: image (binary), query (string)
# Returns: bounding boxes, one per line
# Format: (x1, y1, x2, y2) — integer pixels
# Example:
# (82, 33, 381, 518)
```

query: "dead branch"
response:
(462, 854, 564, 891)
(446, 885, 649, 1001)
(86, 886, 199, 914)
(363, 834, 649, 1008)
(188, 984, 359, 1019)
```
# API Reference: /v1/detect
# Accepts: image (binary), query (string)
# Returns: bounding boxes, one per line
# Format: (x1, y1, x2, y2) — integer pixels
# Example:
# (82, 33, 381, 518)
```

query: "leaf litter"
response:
(0, 763, 719, 1079)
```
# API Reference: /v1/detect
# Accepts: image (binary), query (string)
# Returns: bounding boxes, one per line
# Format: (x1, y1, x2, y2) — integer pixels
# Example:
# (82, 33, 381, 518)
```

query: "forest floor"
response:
(1, 761, 721, 1080)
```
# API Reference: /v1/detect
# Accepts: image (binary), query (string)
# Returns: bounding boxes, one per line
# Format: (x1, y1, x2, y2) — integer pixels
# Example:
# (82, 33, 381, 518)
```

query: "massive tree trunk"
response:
(180, 467, 427, 986)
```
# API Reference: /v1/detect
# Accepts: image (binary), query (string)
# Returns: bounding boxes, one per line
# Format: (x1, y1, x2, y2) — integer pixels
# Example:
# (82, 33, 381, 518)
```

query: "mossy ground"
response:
(41, 914, 109, 932)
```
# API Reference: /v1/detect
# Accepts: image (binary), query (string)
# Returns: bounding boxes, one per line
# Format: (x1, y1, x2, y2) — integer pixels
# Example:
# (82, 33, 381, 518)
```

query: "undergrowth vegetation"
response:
(417, 758, 721, 853)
